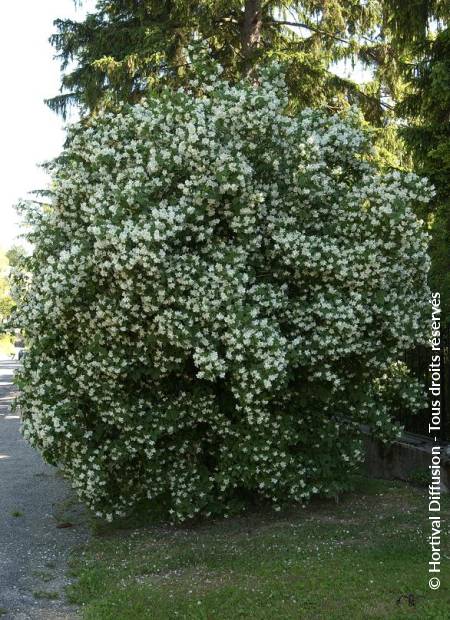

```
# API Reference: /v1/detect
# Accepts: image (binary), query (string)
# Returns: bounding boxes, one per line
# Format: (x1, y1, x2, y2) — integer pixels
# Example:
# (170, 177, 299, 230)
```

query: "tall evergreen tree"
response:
(47, 1, 388, 120)
(377, 1, 449, 320)
(399, 26, 450, 322)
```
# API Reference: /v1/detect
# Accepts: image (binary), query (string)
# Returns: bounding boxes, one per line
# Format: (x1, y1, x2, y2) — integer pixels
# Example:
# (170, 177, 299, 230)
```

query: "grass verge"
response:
(67, 478, 450, 619)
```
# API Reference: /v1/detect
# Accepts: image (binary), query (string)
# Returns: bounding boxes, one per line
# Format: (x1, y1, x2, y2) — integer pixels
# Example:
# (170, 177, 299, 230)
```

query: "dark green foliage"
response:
(47, 1, 388, 120)
(399, 27, 450, 322)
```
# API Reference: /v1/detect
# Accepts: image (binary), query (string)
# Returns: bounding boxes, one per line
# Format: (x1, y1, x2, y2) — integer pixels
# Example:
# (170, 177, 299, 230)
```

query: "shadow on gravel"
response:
(0, 359, 89, 620)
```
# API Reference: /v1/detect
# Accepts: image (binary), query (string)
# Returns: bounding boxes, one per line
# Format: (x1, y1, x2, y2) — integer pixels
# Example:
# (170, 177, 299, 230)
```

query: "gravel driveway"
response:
(0, 359, 88, 620)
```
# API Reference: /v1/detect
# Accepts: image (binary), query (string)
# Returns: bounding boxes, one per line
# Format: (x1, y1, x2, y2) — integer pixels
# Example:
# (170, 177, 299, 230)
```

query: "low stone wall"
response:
(363, 431, 450, 491)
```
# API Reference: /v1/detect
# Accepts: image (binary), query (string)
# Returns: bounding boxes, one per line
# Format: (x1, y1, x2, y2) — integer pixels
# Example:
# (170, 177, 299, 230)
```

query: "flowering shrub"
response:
(15, 64, 431, 521)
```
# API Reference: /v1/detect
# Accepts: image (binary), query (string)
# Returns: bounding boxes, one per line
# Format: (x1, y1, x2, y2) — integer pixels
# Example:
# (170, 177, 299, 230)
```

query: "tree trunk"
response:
(241, 0, 262, 74)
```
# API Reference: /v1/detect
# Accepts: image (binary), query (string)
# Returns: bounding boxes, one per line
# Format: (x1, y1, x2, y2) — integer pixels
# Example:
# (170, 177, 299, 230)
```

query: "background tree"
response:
(6, 244, 27, 270)
(397, 17, 450, 323)
(6, 244, 29, 323)
(0, 250, 13, 322)
(0, 250, 14, 355)
(47, 1, 389, 122)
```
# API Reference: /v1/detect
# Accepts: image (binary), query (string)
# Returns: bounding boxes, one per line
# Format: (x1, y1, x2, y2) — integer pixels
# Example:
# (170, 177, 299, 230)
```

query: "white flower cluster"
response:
(15, 64, 431, 521)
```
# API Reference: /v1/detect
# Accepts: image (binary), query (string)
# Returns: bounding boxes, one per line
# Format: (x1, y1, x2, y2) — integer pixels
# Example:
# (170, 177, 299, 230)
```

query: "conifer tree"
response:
(47, 1, 387, 120)
(387, 2, 450, 321)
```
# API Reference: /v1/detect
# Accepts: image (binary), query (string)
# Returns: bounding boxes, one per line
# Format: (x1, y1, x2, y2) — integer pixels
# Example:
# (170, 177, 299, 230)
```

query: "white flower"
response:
(15, 61, 431, 522)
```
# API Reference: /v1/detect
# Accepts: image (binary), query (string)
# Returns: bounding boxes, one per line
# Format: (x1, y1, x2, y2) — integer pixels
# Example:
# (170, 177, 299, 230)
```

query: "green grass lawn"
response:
(67, 478, 450, 619)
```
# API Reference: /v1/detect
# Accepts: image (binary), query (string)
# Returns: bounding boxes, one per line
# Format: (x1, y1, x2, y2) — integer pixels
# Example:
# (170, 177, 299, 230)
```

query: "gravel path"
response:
(0, 359, 88, 620)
